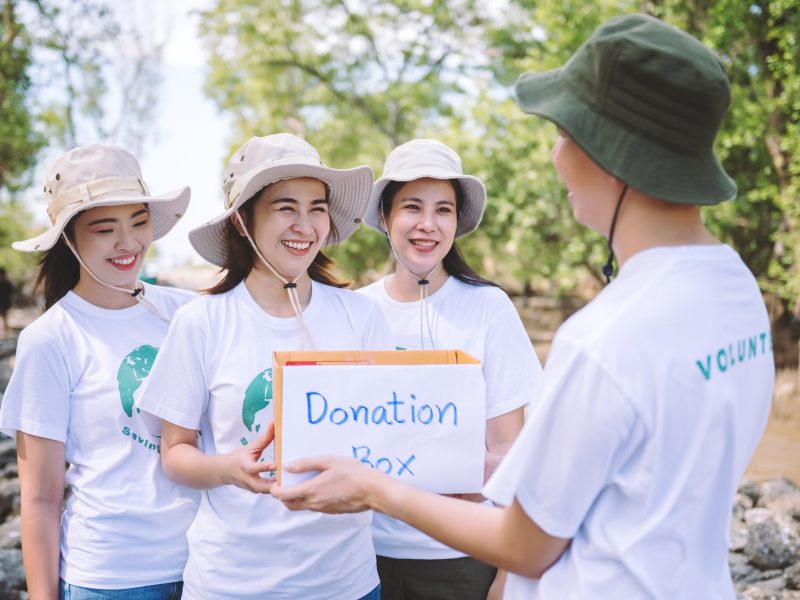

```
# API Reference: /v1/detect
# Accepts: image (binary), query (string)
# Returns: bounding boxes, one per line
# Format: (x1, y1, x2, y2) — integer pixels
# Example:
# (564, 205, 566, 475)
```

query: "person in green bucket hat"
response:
(268, 14, 775, 598)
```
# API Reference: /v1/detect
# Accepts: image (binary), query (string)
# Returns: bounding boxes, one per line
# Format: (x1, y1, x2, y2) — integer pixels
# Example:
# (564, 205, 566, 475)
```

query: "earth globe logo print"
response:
(117, 344, 159, 417)
(242, 367, 272, 433)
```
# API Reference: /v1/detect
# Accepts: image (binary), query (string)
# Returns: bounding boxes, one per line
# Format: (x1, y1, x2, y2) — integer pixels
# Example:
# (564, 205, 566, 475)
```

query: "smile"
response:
(109, 255, 136, 266)
(410, 240, 437, 248)
(282, 240, 313, 250)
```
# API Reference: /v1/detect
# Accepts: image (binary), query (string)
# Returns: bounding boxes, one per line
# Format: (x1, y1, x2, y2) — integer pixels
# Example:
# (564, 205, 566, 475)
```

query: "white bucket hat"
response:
(13, 144, 190, 252)
(189, 133, 373, 267)
(365, 139, 486, 238)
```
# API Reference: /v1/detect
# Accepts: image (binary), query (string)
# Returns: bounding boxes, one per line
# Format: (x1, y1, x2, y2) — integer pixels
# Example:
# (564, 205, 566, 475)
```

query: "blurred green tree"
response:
(198, 0, 800, 346)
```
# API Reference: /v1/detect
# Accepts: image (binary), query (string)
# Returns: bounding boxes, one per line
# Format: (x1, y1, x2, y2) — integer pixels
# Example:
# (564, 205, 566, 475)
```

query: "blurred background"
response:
(0, 0, 798, 479)
(0, 1, 799, 595)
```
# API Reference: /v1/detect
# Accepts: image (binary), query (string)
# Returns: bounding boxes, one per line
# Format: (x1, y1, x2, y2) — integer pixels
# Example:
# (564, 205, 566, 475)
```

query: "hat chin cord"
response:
(233, 210, 316, 350)
(381, 207, 437, 350)
(601, 184, 629, 285)
(60, 233, 170, 323)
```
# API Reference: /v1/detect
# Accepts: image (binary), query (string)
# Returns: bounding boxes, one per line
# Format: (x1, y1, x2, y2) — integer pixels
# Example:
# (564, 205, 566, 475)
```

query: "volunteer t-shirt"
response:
(484, 245, 775, 599)
(138, 281, 389, 600)
(359, 275, 542, 559)
(0, 284, 199, 588)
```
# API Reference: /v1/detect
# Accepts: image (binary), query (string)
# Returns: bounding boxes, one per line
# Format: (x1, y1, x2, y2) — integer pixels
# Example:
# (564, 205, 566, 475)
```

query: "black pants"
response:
(377, 555, 497, 600)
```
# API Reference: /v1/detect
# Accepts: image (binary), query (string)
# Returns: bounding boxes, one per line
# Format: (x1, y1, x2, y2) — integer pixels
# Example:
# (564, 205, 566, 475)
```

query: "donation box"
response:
(274, 350, 486, 493)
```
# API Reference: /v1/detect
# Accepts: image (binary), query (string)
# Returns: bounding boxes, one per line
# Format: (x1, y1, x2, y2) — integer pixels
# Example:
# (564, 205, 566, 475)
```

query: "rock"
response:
(736, 492, 756, 518)
(741, 480, 762, 505)
(0, 479, 19, 522)
(738, 582, 783, 600)
(0, 440, 15, 465)
(0, 515, 21, 550)
(758, 479, 800, 521)
(732, 519, 750, 552)
(745, 516, 799, 570)
(787, 562, 800, 590)
(746, 508, 774, 526)
(730, 551, 754, 581)
(0, 549, 24, 593)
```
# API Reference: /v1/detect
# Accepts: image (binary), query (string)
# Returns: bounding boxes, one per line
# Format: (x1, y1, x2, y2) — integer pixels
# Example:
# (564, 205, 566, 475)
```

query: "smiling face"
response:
(551, 131, 622, 236)
(383, 178, 458, 278)
(71, 203, 153, 288)
(246, 177, 330, 280)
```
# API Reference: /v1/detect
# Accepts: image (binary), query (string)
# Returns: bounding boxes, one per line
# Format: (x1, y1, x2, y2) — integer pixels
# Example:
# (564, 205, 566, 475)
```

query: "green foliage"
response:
(0, 201, 38, 282)
(198, 0, 800, 313)
(0, 0, 45, 195)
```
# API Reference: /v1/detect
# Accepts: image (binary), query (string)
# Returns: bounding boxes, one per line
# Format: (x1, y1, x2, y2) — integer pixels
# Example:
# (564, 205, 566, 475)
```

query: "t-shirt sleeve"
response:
(0, 329, 71, 443)
(137, 309, 209, 430)
(483, 340, 645, 538)
(483, 305, 543, 418)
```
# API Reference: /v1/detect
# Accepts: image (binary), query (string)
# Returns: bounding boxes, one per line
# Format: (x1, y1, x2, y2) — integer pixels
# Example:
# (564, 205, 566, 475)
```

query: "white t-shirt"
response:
(137, 280, 389, 600)
(484, 245, 775, 599)
(359, 275, 543, 559)
(0, 284, 199, 589)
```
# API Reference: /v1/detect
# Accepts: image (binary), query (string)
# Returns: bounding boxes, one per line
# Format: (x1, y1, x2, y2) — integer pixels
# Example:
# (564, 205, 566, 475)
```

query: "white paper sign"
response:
(280, 363, 486, 493)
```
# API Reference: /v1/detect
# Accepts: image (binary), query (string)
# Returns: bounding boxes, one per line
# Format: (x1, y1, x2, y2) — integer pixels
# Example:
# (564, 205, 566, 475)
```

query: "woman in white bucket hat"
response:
(356, 139, 543, 599)
(137, 133, 388, 600)
(0, 144, 198, 599)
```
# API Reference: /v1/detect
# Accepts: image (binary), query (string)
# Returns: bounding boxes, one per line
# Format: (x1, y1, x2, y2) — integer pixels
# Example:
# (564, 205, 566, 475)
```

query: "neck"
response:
(611, 189, 720, 268)
(245, 265, 312, 317)
(72, 273, 139, 309)
(386, 262, 449, 302)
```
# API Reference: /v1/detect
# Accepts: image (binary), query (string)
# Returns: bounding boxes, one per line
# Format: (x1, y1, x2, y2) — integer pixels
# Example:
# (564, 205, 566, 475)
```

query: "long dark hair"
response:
(34, 221, 80, 311)
(380, 179, 497, 287)
(206, 186, 347, 295)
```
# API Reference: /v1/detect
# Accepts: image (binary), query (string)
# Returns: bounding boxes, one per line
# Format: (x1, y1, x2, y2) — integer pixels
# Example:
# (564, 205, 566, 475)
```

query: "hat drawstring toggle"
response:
(60, 232, 171, 323)
(234, 211, 316, 350)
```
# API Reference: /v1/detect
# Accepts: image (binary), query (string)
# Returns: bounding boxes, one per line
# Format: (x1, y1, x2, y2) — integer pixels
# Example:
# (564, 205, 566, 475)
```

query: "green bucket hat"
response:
(515, 13, 736, 205)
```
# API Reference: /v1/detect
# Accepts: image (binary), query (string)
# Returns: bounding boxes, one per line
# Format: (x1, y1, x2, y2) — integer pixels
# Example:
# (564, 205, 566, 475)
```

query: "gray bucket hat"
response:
(515, 13, 736, 205)
(189, 133, 373, 267)
(365, 139, 486, 238)
(13, 144, 190, 252)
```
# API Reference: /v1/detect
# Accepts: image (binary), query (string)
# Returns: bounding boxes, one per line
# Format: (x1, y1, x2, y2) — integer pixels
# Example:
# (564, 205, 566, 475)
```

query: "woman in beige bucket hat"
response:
(0, 144, 197, 599)
(357, 139, 543, 599)
(137, 133, 387, 600)
(270, 14, 774, 599)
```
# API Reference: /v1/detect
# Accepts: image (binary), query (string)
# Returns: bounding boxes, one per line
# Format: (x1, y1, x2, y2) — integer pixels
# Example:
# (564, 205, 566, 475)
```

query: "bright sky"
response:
(137, 0, 231, 270)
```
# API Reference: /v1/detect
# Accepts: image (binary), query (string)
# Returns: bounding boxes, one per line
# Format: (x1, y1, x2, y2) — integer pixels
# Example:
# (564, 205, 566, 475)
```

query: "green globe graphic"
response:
(242, 367, 272, 433)
(117, 344, 159, 417)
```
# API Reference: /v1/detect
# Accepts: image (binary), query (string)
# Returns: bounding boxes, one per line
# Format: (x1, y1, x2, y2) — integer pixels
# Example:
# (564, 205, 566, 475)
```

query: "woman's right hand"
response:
(223, 425, 276, 494)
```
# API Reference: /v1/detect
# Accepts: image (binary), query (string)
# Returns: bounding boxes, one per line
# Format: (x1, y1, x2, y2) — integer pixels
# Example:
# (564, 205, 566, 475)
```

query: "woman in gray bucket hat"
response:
(0, 144, 197, 599)
(270, 14, 775, 599)
(358, 139, 543, 599)
(136, 133, 387, 600)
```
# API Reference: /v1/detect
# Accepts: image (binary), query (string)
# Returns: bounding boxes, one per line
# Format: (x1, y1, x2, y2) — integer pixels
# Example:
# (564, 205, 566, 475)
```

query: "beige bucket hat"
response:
(365, 139, 486, 238)
(188, 133, 373, 267)
(13, 144, 190, 252)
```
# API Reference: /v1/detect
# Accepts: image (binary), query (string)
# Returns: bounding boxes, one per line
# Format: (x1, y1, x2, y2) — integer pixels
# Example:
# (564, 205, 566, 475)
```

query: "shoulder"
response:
(355, 277, 386, 301)
(446, 278, 517, 314)
(16, 303, 73, 355)
(143, 283, 198, 315)
(320, 283, 383, 314)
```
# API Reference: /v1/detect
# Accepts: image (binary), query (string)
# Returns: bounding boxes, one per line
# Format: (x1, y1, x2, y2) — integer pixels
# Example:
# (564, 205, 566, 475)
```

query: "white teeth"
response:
(110, 255, 136, 265)
(411, 240, 436, 247)
(282, 241, 312, 250)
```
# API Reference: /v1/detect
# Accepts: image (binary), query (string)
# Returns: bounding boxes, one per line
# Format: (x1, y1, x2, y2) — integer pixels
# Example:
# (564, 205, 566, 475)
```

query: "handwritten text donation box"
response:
(274, 350, 486, 494)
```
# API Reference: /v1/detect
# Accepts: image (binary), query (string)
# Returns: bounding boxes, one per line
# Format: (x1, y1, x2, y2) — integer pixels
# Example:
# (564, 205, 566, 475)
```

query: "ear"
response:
(230, 210, 247, 237)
